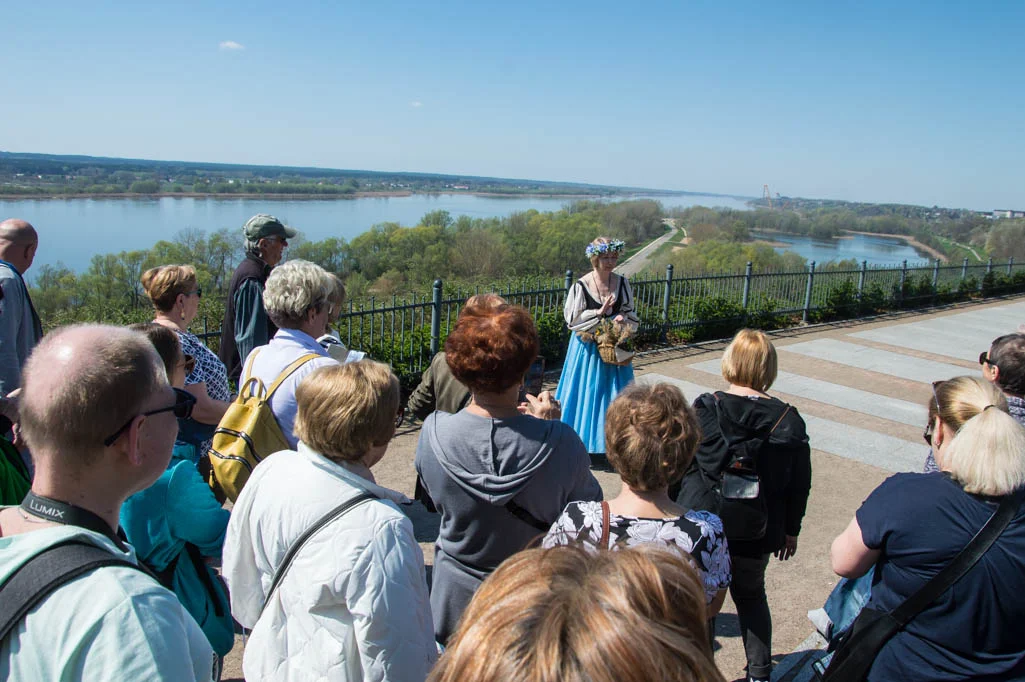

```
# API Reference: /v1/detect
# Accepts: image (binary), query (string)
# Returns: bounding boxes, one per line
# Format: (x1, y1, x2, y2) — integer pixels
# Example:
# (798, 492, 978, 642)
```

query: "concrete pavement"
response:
(222, 295, 1025, 682)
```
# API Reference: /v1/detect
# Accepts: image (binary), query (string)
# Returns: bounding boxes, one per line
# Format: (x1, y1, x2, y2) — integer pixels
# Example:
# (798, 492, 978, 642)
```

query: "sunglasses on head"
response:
(923, 380, 943, 446)
(103, 388, 196, 447)
(979, 351, 998, 370)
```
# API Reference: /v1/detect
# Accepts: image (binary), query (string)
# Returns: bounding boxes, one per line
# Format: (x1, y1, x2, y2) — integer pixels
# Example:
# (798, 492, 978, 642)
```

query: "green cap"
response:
(243, 214, 297, 241)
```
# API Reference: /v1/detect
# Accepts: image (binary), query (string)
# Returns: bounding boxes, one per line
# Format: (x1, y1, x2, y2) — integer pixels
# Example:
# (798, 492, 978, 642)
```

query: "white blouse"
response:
(563, 273, 640, 333)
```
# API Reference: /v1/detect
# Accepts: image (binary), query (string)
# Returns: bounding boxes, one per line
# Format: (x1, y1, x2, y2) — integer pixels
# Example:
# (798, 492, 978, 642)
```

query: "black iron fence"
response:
(197, 256, 1024, 380)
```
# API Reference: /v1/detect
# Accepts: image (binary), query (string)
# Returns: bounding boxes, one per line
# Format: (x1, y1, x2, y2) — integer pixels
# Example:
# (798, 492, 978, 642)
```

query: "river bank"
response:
(845, 230, 946, 262)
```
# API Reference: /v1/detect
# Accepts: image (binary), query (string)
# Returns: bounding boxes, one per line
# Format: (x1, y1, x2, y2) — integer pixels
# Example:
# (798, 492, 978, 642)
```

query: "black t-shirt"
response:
(858, 472, 1025, 681)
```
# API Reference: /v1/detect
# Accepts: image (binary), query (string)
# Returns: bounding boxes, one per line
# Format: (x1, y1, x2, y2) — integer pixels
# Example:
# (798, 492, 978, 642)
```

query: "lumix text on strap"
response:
(20, 492, 129, 551)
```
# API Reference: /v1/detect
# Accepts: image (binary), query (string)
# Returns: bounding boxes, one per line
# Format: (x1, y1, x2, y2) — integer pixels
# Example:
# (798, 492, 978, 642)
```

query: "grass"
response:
(935, 236, 984, 263)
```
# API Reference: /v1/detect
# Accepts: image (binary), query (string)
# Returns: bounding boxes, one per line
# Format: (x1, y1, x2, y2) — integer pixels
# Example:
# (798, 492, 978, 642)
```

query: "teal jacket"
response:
(120, 446, 234, 656)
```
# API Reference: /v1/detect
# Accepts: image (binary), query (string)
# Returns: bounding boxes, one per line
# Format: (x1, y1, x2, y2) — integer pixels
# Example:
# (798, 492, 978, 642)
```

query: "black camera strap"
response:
(21, 492, 129, 551)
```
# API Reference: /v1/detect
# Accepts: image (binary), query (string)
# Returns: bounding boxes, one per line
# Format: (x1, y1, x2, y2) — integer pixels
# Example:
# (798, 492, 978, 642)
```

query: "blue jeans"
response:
(824, 568, 875, 642)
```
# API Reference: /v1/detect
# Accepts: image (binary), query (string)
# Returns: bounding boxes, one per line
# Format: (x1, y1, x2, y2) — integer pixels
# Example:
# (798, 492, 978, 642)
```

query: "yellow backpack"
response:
(208, 350, 320, 502)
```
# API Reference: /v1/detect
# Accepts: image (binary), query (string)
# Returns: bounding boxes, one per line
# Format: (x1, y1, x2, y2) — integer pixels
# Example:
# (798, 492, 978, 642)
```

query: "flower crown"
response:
(585, 239, 625, 258)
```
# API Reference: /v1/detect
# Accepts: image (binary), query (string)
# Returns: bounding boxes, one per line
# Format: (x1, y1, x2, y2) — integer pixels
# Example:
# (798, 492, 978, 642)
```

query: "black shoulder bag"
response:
(0, 540, 146, 644)
(822, 488, 1025, 682)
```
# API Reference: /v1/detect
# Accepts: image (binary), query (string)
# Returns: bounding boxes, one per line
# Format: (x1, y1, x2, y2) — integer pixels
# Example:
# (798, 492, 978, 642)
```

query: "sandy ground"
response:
(221, 295, 1025, 681)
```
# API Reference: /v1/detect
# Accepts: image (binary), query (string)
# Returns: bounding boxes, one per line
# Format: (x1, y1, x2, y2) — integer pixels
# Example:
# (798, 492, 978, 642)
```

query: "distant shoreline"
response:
(0, 189, 635, 201)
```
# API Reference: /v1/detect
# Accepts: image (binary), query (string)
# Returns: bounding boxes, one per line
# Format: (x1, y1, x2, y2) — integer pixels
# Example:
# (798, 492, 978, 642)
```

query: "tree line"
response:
(28, 200, 668, 333)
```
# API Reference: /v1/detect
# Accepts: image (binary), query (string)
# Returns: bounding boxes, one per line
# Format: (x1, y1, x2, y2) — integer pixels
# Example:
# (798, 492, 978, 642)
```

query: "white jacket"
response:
(223, 443, 437, 682)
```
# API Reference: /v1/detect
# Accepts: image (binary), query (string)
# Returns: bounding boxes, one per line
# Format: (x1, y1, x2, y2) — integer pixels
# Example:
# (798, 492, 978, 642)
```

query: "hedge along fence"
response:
(195, 257, 1025, 386)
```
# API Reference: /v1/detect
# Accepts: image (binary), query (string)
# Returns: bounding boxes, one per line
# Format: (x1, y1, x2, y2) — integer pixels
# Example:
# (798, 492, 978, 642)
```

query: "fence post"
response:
(802, 261, 816, 323)
(662, 264, 674, 328)
(932, 259, 940, 289)
(564, 270, 573, 293)
(961, 257, 968, 282)
(429, 279, 443, 357)
(1009, 257, 1015, 276)
(857, 260, 867, 299)
(897, 259, 908, 306)
(981, 257, 992, 292)
(741, 261, 753, 309)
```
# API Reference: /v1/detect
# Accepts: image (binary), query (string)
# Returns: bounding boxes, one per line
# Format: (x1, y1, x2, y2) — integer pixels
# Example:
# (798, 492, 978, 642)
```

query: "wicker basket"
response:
(598, 338, 633, 366)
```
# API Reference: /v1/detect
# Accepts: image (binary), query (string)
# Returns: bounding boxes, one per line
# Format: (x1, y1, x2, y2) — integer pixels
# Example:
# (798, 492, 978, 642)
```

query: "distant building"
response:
(992, 209, 1025, 219)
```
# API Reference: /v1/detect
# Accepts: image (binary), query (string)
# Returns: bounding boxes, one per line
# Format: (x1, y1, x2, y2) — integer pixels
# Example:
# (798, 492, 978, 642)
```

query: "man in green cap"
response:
(218, 214, 296, 383)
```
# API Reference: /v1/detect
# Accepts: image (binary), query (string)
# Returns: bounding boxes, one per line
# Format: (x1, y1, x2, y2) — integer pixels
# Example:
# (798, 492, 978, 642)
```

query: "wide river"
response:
(1, 193, 928, 276)
(2, 192, 748, 275)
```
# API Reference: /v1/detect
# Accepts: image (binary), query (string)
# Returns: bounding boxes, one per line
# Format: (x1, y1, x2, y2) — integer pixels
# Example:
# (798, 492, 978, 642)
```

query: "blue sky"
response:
(3, 0, 1023, 210)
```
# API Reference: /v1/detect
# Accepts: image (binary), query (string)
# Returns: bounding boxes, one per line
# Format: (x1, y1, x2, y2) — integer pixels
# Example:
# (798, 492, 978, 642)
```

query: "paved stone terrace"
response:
(222, 295, 1025, 682)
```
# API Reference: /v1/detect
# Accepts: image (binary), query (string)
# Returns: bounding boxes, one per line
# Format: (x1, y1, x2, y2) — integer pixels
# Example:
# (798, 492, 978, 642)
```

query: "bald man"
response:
(0, 325, 215, 680)
(0, 219, 42, 397)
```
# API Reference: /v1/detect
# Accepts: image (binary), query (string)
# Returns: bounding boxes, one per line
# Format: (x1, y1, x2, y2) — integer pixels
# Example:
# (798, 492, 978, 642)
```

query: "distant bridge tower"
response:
(762, 184, 773, 209)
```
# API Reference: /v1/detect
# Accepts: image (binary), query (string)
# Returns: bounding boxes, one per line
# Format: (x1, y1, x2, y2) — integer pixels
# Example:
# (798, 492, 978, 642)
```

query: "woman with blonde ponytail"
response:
(830, 376, 1025, 681)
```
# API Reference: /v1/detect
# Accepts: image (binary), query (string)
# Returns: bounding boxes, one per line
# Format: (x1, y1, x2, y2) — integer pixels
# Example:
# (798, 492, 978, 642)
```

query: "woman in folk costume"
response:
(555, 237, 639, 454)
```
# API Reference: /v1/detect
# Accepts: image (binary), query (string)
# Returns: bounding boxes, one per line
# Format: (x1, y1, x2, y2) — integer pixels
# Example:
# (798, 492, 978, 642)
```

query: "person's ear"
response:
(115, 415, 148, 467)
(991, 364, 1001, 385)
(932, 417, 947, 450)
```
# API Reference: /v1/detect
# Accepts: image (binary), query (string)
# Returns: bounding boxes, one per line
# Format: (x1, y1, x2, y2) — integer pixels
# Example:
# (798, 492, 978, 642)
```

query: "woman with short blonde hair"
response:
(224, 360, 437, 681)
(830, 375, 1025, 681)
(429, 544, 726, 682)
(141, 264, 231, 459)
(294, 362, 399, 463)
(720, 329, 778, 393)
(676, 328, 811, 682)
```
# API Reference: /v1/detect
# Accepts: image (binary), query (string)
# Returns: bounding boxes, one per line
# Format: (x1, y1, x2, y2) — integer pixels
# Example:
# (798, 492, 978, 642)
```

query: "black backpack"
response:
(0, 540, 148, 643)
(681, 392, 792, 543)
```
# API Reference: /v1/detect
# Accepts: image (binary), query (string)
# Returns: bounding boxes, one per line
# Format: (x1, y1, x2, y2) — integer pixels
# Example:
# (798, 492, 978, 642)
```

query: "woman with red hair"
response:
(414, 298, 602, 644)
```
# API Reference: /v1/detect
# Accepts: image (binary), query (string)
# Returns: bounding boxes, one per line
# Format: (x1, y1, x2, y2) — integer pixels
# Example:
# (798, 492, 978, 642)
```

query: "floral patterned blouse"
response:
(542, 500, 732, 603)
(177, 329, 231, 402)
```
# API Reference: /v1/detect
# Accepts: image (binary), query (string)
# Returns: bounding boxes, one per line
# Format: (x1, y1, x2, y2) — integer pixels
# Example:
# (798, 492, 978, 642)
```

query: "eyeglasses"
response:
(103, 388, 196, 447)
(979, 351, 998, 370)
(181, 354, 196, 375)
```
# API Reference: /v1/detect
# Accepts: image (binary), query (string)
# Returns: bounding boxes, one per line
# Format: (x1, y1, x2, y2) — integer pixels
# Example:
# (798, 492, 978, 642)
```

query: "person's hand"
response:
(598, 294, 615, 316)
(613, 314, 625, 324)
(519, 391, 561, 420)
(775, 535, 798, 561)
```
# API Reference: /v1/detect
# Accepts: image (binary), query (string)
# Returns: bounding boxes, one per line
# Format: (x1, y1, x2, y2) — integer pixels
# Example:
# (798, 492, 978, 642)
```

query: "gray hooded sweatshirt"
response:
(414, 409, 602, 643)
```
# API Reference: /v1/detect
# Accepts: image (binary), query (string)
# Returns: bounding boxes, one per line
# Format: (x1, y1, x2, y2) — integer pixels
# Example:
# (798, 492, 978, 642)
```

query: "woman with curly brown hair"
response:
(429, 544, 726, 682)
(414, 299, 602, 644)
(544, 382, 731, 614)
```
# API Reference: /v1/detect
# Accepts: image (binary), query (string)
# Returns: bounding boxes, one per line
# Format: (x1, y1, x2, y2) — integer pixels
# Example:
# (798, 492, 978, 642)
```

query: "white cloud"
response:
(219, 41, 245, 51)
(410, 101, 423, 108)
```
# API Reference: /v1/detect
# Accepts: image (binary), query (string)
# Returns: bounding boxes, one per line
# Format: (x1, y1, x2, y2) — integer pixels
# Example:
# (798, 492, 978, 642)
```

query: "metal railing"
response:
(196, 256, 1024, 378)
